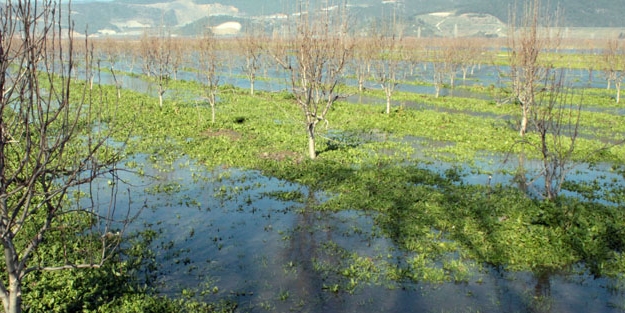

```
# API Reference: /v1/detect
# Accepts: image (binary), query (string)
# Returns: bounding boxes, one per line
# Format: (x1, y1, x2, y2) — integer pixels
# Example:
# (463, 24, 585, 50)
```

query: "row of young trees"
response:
(104, 10, 493, 159)
(123, 29, 625, 107)
(92, 0, 621, 197)
(96, 23, 496, 106)
(602, 39, 625, 103)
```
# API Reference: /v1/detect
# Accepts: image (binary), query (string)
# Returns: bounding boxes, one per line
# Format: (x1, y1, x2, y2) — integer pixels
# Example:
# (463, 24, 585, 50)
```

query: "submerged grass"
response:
(92, 72, 625, 289)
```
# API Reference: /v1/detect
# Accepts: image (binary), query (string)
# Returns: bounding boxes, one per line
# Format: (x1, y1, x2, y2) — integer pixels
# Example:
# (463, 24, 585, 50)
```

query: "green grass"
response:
(75, 69, 625, 308)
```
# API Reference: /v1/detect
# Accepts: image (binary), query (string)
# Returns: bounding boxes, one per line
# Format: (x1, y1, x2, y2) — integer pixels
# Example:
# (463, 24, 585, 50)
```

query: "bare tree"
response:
(271, 0, 353, 159)
(170, 38, 186, 81)
(0, 1, 129, 312)
(140, 25, 176, 108)
(505, 0, 591, 201)
(527, 70, 582, 200)
(508, 0, 561, 137)
(96, 38, 124, 99)
(124, 40, 141, 76)
(238, 24, 264, 95)
(431, 48, 446, 98)
(454, 38, 486, 82)
(602, 40, 619, 90)
(402, 37, 426, 88)
(370, 16, 403, 114)
(440, 39, 460, 90)
(601, 39, 625, 103)
(351, 37, 374, 93)
(198, 28, 221, 123)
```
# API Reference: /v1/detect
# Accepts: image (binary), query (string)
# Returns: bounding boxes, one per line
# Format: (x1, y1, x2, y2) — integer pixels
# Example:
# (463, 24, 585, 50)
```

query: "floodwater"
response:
(87, 55, 625, 312)
(102, 155, 625, 313)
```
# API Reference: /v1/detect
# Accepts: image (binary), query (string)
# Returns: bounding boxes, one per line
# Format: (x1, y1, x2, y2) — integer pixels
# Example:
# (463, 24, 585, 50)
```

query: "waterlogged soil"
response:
(113, 156, 625, 313)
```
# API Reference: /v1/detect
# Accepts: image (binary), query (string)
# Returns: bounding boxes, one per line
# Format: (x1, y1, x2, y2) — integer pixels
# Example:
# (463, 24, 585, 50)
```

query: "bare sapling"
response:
(270, 0, 353, 159)
(140, 25, 176, 108)
(238, 24, 264, 95)
(431, 48, 446, 98)
(0, 1, 132, 312)
(508, 0, 562, 137)
(351, 37, 373, 93)
(199, 28, 221, 123)
(526, 69, 581, 200)
(370, 11, 404, 114)
(601, 40, 625, 103)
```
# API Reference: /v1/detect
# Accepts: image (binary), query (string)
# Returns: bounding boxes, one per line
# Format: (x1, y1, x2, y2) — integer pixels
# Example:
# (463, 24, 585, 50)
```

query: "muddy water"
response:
(103, 156, 625, 313)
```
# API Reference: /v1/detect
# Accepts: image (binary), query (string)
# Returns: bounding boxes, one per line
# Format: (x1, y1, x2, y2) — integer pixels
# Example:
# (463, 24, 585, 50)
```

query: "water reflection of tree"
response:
(285, 188, 342, 311)
(268, 151, 625, 311)
(488, 267, 554, 313)
(525, 269, 554, 313)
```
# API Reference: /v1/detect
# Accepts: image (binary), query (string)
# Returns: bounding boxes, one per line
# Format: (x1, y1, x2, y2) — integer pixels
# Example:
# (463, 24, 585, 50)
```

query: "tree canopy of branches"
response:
(507, 0, 593, 201)
(198, 28, 221, 124)
(508, 0, 561, 137)
(140, 25, 177, 108)
(370, 14, 404, 114)
(272, 0, 353, 159)
(0, 1, 128, 312)
(602, 39, 625, 103)
(238, 24, 265, 96)
(529, 70, 582, 200)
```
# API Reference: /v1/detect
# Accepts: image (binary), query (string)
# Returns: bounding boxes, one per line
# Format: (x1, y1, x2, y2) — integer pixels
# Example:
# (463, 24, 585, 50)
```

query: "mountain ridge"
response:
(68, 0, 625, 38)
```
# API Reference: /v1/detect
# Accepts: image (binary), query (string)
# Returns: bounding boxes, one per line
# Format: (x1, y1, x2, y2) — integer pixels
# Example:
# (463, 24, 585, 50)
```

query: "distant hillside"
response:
(68, 0, 625, 38)
(454, 0, 625, 28)
(187, 0, 625, 27)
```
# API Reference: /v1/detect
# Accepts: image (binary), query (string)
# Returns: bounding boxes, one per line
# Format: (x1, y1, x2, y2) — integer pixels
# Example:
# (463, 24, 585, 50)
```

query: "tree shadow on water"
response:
(267, 157, 625, 312)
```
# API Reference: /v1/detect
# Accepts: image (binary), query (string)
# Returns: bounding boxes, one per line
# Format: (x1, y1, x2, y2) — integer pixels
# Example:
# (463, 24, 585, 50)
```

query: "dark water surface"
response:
(102, 156, 625, 313)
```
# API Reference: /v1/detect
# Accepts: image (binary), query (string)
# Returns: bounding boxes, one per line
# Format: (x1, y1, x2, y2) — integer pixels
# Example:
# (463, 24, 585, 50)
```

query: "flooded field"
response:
(89, 49, 625, 312)
(102, 153, 625, 313)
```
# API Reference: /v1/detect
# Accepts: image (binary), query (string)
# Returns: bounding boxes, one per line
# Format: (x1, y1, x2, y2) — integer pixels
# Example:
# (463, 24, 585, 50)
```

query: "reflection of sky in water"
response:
(94, 57, 624, 106)
(90, 155, 625, 313)
(83, 55, 625, 312)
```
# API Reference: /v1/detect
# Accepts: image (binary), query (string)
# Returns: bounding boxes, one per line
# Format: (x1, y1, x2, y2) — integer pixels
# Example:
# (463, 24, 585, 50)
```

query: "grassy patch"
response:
(90, 71, 625, 286)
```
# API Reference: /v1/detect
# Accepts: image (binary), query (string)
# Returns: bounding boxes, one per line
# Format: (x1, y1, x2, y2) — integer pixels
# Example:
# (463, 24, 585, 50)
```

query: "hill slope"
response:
(69, 0, 625, 37)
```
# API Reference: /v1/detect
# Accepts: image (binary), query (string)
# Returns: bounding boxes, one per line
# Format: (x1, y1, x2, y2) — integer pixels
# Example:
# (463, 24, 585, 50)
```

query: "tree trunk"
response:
(1, 241, 22, 313)
(307, 123, 316, 160)
(358, 76, 364, 93)
(158, 90, 164, 108)
(385, 90, 392, 114)
(616, 80, 621, 104)
(7, 281, 20, 313)
(541, 132, 554, 200)
(520, 105, 529, 137)
(211, 104, 216, 124)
